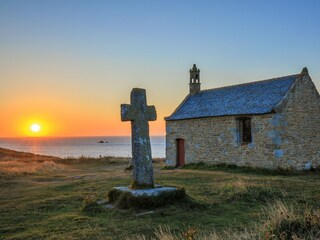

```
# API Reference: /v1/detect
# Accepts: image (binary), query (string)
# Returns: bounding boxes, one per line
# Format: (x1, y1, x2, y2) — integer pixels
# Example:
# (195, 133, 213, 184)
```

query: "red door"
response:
(176, 139, 185, 167)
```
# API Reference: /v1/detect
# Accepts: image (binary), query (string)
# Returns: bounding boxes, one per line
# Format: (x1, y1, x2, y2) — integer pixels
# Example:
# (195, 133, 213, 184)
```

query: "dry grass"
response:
(126, 200, 320, 240)
(127, 226, 255, 240)
(126, 226, 179, 240)
(0, 147, 66, 175)
(260, 200, 320, 239)
(0, 147, 132, 175)
(56, 156, 131, 165)
(0, 160, 67, 175)
(0, 147, 60, 161)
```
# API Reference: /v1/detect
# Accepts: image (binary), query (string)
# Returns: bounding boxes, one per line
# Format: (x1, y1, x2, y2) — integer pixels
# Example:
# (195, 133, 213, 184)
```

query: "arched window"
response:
(237, 117, 252, 144)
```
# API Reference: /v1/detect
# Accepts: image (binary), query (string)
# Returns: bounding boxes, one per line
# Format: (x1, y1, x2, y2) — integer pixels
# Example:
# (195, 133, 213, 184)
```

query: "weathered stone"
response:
(274, 149, 284, 158)
(114, 186, 178, 197)
(121, 88, 157, 188)
(287, 160, 296, 166)
(304, 162, 312, 170)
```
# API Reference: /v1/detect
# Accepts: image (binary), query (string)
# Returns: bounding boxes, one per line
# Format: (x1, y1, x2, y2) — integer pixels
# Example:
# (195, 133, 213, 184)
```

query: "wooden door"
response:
(176, 139, 185, 167)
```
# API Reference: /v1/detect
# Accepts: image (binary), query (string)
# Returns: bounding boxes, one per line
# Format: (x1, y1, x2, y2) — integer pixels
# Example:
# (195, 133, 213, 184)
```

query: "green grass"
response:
(182, 162, 319, 175)
(0, 152, 320, 239)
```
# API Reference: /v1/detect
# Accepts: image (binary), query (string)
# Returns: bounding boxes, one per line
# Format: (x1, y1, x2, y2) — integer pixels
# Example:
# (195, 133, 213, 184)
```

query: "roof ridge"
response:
(199, 73, 299, 94)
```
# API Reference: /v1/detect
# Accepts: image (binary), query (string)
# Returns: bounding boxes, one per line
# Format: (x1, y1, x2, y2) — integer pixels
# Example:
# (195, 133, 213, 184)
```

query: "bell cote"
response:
(189, 64, 200, 94)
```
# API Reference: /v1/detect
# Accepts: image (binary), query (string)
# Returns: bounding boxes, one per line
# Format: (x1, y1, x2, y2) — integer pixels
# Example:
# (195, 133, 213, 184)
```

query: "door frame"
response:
(176, 138, 185, 167)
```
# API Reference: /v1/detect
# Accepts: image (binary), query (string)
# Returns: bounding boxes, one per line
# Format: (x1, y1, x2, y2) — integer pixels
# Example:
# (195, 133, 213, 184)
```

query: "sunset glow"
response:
(30, 123, 41, 133)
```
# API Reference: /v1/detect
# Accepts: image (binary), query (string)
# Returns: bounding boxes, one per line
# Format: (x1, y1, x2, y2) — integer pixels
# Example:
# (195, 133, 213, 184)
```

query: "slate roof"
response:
(166, 74, 299, 121)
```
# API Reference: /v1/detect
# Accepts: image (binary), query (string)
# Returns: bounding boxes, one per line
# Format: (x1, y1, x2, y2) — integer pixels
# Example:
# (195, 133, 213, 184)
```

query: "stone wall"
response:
(166, 114, 279, 169)
(165, 74, 320, 170)
(272, 74, 320, 170)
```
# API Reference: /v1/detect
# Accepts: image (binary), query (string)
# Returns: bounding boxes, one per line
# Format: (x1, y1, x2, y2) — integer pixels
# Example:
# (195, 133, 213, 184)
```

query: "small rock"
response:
(304, 162, 312, 170)
(72, 176, 83, 179)
(104, 204, 114, 209)
(287, 160, 296, 166)
(96, 199, 107, 205)
(135, 211, 154, 217)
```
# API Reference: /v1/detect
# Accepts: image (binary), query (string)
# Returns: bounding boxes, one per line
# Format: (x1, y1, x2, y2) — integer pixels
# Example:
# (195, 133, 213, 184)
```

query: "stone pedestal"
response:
(108, 185, 185, 209)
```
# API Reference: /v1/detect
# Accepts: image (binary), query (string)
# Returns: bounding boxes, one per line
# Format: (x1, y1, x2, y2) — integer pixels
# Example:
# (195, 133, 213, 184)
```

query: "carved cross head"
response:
(121, 88, 156, 122)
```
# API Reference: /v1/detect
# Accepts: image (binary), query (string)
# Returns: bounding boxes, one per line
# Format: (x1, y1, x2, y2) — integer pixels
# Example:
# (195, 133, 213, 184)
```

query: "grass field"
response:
(0, 147, 319, 239)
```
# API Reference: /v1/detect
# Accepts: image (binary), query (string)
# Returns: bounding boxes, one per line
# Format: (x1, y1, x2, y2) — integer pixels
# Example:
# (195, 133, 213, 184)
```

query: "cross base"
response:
(107, 185, 186, 209)
(131, 180, 154, 190)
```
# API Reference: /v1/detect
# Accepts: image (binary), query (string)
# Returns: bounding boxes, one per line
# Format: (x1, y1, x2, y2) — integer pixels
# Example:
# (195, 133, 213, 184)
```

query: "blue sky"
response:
(1, 0, 319, 136)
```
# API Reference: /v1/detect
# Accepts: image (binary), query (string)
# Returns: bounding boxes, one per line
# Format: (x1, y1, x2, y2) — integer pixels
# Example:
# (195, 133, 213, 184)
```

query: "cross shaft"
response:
(121, 88, 157, 188)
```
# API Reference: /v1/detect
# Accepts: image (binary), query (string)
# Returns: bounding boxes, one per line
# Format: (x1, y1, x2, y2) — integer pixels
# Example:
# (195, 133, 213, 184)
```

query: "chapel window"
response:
(237, 117, 252, 144)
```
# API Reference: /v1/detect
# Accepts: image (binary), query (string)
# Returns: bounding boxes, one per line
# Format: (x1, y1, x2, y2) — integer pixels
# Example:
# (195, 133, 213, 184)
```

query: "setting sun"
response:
(20, 119, 51, 137)
(30, 123, 41, 133)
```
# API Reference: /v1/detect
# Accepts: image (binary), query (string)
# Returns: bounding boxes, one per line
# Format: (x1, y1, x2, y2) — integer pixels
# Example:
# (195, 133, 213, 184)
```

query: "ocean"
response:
(0, 136, 165, 158)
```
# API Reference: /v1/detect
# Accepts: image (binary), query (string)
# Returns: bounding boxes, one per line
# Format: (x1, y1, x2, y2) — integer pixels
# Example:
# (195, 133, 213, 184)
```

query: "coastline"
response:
(0, 136, 165, 158)
(0, 147, 60, 161)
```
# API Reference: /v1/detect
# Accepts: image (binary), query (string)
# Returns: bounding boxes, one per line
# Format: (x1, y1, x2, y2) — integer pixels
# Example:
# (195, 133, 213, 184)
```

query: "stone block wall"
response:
(166, 114, 280, 169)
(272, 74, 320, 170)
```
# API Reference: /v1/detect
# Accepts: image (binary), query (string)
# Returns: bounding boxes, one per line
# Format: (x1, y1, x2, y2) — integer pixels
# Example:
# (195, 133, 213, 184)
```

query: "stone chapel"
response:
(165, 64, 320, 170)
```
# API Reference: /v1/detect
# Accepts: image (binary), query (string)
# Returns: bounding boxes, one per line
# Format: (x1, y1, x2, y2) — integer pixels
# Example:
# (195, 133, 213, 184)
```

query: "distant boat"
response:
(98, 140, 109, 144)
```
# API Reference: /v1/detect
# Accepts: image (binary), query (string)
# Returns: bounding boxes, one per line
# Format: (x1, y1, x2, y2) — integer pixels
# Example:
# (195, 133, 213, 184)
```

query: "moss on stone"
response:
(130, 180, 154, 189)
(107, 187, 186, 209)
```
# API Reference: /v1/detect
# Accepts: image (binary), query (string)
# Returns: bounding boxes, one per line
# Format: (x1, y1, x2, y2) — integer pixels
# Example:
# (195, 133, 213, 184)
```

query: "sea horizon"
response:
(0, 135, 165, 139)
(0, 136, 166, 159)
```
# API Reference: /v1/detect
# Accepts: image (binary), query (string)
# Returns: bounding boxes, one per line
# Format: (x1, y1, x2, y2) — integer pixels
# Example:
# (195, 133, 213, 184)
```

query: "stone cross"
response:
(121, 88, 157, 188)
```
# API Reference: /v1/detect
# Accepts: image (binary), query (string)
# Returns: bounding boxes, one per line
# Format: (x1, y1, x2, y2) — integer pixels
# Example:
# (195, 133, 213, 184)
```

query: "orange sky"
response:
(0, 58, 185, 137)
(1, 86, 173, 137)
(1, 61, 319, 137)
(1, 1, 320, 137)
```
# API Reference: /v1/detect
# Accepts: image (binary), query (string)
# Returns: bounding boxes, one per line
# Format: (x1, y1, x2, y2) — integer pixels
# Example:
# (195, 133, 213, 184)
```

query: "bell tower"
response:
(189, 64, 200, 94)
